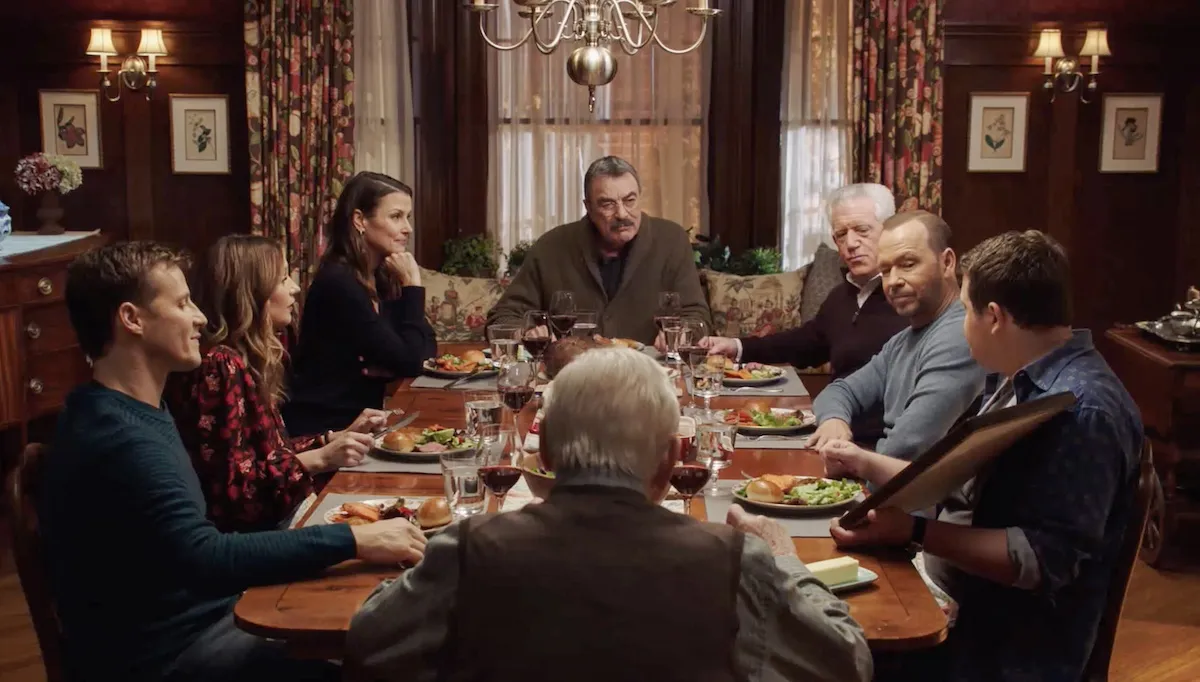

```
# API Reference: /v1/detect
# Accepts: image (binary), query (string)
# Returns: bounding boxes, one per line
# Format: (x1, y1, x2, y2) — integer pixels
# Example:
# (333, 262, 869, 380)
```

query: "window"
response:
(486, 5, 708, 255)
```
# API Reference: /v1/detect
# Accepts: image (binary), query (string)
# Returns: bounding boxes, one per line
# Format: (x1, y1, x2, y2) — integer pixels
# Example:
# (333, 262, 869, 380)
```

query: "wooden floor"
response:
(0, 548, 1197, 681)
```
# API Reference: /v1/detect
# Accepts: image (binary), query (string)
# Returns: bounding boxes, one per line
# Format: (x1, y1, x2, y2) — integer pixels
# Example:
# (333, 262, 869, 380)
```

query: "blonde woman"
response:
(166, 235, 388, 532)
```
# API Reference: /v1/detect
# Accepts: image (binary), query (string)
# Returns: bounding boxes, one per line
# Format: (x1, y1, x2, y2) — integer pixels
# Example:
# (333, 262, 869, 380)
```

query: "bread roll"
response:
(417, 498, 452, 529)
(462, 349, 487, 364)
(744, 479, 784, 503)
(381, 431, 415, 453)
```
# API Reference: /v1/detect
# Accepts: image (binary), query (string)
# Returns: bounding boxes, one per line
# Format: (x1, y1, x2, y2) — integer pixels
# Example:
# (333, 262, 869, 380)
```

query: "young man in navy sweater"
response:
(41, 241, 427, 682)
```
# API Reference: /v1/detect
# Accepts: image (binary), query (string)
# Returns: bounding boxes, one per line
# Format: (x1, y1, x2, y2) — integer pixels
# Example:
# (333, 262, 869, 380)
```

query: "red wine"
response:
(479, 465, 522, 495)
(500, 386, 535, 411)
(670, 464, 710, 496)
(550, 314, 578, 337)
(523, 336, 551, 356)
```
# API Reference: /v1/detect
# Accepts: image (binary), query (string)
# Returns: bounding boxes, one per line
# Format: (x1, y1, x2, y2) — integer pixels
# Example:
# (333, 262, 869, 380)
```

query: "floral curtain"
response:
(850, 0, 944, 213)
(245, 0, 356, 289)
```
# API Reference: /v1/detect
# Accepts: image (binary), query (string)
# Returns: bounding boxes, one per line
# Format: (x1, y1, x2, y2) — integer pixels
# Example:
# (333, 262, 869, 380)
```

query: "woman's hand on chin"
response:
(386, 252, 421, 287)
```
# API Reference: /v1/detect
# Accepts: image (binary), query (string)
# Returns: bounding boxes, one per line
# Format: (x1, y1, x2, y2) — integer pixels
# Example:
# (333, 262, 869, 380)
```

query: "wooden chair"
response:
(1081, 440, 1158, 682)
(6, 443, 66, 682)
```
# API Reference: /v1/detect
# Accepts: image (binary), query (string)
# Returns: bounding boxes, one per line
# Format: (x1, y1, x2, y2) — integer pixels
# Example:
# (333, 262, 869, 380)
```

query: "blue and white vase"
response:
(0, 200, 11, 252)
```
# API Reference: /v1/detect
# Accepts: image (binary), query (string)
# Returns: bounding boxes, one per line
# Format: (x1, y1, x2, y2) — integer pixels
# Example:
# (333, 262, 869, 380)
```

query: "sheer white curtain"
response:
(486, 4, 708, 256)
(780, 0, 851, 270)
(353, 0, 415, 184)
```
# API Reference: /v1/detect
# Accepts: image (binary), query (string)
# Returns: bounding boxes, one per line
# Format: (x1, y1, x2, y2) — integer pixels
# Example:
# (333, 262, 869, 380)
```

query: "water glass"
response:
(677, 415, 698, 464)
(464, 390, 502, 436)
(661, 317, 685, 363)
(692, 363, 724, 415)
(440, 447, 486, 519)
(488, 324, 523, 366)
(698, 419, 737, 495)
(477, 423, 514, 465)
(571, 310, 598, 338)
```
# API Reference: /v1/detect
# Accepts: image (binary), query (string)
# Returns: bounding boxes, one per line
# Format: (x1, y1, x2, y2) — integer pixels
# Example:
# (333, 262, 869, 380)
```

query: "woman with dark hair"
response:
(282, 171, 437, 436)
(166, 235, 388, 532)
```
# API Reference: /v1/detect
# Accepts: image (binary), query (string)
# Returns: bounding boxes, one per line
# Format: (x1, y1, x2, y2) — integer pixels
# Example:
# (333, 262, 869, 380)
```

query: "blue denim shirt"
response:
(943, 330, 1143, 681)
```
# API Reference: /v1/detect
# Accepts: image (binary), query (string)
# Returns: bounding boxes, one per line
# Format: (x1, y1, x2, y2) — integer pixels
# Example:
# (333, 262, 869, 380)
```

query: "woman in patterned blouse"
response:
(166, 235, 389, 532)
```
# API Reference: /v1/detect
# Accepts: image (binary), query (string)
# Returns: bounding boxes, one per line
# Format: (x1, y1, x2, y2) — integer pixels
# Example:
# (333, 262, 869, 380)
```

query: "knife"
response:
(376, 411, 420, 436)
(444, 371, 492, 390)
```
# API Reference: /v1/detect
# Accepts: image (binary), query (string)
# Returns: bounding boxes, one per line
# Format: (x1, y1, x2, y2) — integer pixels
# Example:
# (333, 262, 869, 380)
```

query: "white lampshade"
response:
(137, 29, 168, 57)
(1033, 29, 1066, 58)
(1080, 28, 1111, 57)
(85, 28, 118, 56)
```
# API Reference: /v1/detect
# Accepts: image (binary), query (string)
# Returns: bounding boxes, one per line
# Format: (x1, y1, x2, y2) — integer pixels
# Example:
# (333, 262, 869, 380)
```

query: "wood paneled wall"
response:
(942, 0, 1200, 332)
(0, 0, 248, 257)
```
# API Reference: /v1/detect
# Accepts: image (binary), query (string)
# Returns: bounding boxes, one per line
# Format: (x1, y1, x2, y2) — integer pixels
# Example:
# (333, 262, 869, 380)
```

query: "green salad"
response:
(736, 477, 862, 506)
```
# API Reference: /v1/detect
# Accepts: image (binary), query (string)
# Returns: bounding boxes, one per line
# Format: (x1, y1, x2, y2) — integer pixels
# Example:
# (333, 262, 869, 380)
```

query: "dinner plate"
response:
(827, 567, 879, 595)
(322, 497, 450, 536)
(372, 432, 478, 461)
(422, 360, 499, 380)
(732, 483, 865, 515)
(729, 409, 817, 435)
(722, 368, 786, 387)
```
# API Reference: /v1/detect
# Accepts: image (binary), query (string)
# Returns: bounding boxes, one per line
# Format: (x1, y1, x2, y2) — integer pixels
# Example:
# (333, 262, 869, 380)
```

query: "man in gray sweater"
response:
(809, 211, 985, 461)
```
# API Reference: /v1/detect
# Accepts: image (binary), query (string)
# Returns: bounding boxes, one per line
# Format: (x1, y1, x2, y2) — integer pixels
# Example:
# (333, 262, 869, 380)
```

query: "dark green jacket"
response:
(487, 215, 712, 344)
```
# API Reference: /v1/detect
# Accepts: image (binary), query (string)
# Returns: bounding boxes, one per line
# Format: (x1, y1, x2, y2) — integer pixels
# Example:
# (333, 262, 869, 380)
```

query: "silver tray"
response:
(1135, 320, 1200, 352)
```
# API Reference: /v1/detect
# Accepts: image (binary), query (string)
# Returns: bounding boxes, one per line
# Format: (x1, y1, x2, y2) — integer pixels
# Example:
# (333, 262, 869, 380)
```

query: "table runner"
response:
(702, 480, 838, 538)
(686, 366, 810, 398)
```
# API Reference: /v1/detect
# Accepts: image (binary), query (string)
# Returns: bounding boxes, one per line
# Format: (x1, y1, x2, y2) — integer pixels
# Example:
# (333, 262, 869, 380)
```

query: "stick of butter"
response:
(807, 556, 860, 586)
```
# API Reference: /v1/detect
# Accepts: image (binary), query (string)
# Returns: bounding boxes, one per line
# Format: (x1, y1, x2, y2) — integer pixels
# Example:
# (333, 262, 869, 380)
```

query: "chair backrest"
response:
(6, 443, 66, 682)
(1081, 439, 1157, 682)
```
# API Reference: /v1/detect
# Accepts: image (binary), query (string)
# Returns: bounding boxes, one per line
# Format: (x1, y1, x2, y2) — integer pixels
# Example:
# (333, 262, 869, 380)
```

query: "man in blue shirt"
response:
(823, 230, 1143, 680)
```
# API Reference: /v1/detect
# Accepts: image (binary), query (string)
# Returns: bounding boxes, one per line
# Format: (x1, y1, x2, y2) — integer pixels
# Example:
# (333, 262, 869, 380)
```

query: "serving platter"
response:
(1135, 320, 1200, 352)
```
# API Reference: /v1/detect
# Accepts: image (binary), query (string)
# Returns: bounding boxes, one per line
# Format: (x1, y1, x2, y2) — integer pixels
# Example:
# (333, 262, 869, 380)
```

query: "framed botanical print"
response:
(169, 94, 231, 174)
(967, 93, 1029, 173)
(1100, 94, 1163, 173)
(38, 90, 103, 169)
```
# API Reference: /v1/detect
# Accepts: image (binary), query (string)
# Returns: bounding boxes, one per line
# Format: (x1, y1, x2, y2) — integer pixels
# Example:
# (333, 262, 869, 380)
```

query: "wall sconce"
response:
(86, 28, 169, 102)
(1033, 28, 1111, 104)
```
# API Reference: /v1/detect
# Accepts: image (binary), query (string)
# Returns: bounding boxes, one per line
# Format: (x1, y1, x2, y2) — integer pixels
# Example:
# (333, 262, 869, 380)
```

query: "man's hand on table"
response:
(727, 505, 797, 558)
(699, 335, 739, 358)
(352, 518, 428, 565)
(807, 418, 853, 450)
(830, 508, 914, 549)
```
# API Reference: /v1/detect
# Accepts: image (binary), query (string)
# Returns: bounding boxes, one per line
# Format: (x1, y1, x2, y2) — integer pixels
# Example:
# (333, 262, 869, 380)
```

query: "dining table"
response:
(235, 343, 948, 658)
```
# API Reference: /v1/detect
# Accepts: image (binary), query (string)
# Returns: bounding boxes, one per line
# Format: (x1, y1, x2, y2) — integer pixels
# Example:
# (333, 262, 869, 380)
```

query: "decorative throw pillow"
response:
(703, 269, 806, 339)
(800, 242, 844, 324)
(420, 268, 506, 342)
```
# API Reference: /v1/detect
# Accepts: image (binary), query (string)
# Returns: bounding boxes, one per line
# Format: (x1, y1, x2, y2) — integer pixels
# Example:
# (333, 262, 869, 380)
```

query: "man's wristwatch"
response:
(906, 516, 927, 554)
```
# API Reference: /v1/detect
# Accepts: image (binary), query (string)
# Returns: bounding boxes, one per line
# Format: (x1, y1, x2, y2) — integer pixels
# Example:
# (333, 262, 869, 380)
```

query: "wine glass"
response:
(669, 462, 711, 518)
(497, 360, 538, 436)
(698, 418, 736, 497)
(476, 424, 520, 511)
(523, 310, 552, 375)
(656, 292, 683, 362)
(549, 291, 577, 340)
(692, 361, 724, 417)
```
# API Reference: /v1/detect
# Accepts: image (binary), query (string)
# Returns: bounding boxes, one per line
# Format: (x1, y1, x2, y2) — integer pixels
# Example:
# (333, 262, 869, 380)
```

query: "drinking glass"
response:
(692, 362, 724, 416)
(488, 324, 523, 367)
(677, 415, 698, 464)
(571, 310, 598, 338)
(440, 446, 486, 519)
(549, 291, 577, 340)
(669, 463, 711, 518)
(661, 316, 685, 364)
(477, 424, 521, 511)
(463, 390, 502, 436)
(523, 310, 553, 374)
(698, 419, 737, 496)
(498, 360, 538, 435)
(656, 292, 683, 362)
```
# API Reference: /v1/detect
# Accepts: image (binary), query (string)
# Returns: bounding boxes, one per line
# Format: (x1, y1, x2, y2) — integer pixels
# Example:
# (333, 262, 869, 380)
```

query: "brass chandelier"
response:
(464, 0, 721, 111)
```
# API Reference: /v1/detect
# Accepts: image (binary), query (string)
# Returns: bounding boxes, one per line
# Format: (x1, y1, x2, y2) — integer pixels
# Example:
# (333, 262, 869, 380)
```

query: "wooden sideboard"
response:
(1103, 327, 1200, 568)
(0, 234, 107, 446)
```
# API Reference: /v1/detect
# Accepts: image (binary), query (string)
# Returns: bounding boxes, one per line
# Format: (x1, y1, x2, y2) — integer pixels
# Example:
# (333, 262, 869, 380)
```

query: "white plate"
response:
(422, 359, 499, 380)
(730, 408, 816, 435)
(373, 430, 477, 460)
(322, 497, 449, 536)
(732, 479, 865, 515)
(827, 567, 879, 594)
(722, 369, 786, 387)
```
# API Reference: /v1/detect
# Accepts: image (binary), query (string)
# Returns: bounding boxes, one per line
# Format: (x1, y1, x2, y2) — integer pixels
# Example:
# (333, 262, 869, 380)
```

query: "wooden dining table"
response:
(235, 344, 948, 657)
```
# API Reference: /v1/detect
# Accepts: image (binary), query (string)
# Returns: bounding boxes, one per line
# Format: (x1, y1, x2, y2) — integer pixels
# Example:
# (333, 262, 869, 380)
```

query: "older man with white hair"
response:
(346, 347, 872, 682)
(703, 183, 908, 445)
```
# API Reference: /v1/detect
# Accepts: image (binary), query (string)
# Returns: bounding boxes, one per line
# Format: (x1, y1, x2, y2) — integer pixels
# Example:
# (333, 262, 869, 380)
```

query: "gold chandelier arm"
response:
(607, 0, 657, 53)
(651, 16, 711, 55)
(530, 0, 579, 54)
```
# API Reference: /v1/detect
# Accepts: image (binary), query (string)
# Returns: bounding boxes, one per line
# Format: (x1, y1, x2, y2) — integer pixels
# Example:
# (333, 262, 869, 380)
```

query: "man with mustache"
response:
(808, 211, 985, 461)
(701, 183, 908, 445)
(487, 156, 712, 345)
